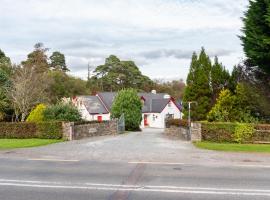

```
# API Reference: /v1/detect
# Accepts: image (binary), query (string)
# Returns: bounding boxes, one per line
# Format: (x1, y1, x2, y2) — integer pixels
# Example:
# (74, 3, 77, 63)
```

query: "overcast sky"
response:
(0, 0, 248, 81)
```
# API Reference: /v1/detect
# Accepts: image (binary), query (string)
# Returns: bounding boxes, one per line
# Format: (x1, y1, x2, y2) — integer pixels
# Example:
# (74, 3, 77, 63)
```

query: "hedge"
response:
(201, 122, 237, 143)
(0, 122, 63, 139)
(201, 122, 270, 143)
(165, 119, 189, 128)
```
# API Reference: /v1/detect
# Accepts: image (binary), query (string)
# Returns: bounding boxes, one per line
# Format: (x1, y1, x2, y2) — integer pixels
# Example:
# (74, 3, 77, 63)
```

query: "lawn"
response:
(194, 142, 270, 153)
(0, 139, 63, 150)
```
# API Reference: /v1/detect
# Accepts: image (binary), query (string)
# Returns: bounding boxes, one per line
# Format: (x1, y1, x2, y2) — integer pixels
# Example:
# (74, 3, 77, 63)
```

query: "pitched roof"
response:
(151, 99, 171, 113)
(80, 96, 108, 114)
(97, 92, 117, 111)
(96, 92, 180, 113)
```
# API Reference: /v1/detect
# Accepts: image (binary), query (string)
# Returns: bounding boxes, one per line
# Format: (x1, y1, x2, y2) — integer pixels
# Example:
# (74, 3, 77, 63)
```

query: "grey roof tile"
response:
(80, 96, 108, 114)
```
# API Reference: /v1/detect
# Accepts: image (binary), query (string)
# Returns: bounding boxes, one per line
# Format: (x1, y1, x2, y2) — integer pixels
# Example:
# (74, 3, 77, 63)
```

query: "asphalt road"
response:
(1, 128, 270, 200)
(0, 158, 270, 200)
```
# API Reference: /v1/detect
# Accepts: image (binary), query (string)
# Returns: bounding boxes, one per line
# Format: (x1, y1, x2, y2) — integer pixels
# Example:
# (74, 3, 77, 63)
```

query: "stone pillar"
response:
(62, 122, 74, 141)
(191, 122, 201, 142)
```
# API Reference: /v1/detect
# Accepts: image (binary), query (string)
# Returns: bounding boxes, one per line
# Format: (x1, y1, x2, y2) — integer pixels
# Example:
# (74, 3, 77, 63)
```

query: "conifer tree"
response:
(183, 48, 212, 121)
(241, 0, 270, 74)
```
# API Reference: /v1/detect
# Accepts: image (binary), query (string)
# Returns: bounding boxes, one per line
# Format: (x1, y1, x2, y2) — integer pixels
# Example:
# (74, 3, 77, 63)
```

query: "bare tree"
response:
(9, 67, 50, 121)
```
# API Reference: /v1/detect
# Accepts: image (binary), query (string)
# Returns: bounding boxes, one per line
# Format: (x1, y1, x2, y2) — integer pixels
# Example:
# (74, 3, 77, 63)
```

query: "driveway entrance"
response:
(2, 128, 270, 166)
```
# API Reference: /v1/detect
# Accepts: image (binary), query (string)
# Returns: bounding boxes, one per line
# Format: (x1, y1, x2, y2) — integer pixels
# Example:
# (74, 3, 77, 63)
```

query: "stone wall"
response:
(164, 127, 188, 140)
(164, 122, 202, 142)
(62, 120, 118, 140)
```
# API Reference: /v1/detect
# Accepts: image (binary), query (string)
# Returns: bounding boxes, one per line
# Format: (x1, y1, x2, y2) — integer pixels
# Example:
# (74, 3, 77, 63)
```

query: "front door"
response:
(97, 116, 102, 122)
(144, 115, 148, 126)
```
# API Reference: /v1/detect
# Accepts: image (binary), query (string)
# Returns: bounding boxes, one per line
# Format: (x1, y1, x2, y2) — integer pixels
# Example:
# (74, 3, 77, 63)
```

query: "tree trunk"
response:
(21, 113, 26, 122)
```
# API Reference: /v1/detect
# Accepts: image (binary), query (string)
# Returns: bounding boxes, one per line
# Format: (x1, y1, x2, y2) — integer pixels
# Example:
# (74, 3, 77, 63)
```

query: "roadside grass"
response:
(194, 142, 270, 153)
(0, 139, 63, 150)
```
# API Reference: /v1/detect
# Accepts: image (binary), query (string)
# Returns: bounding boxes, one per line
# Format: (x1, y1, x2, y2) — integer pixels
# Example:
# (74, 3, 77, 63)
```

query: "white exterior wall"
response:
(140, 100, 183, 129)
(78, 104, 110, 121)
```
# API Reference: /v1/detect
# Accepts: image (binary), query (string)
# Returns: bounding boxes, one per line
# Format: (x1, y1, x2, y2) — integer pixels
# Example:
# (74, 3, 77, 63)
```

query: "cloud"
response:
(0, 0, 249, 80)
(139, 48, 233, 60)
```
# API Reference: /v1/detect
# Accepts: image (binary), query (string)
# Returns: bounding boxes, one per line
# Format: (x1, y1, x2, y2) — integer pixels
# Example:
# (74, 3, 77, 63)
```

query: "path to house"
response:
(1, 129, 270, 200)
(1, 128, 270, 166)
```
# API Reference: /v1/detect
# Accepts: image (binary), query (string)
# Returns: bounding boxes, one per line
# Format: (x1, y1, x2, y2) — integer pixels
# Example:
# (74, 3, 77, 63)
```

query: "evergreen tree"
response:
(183, 48, 212, 121)
(111, 88, 142, 131)
(50, 51, 69, 71)
(241, 0, 270, 74)
(211, 56, 230, 103)
(89, 55, 153, 92)
(22, 43, 50, 73)
(0, 49, 13, 121)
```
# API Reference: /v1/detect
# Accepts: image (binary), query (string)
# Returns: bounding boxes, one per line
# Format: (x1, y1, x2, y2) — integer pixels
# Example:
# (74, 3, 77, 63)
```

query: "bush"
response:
(44, 103, 81, 122)
(201, 122, 270, 143)
(111, 89, 142, 131)
(36, 122, 63, 139)
(201, 122, 237, 143)
(0, 122, 37, 139)
(0, 122, 63, 139)
(233, 123, 255, 143)
(166, 119, 189, 128)
(207, 87, 257, 123)
(26, 104, 46, 122)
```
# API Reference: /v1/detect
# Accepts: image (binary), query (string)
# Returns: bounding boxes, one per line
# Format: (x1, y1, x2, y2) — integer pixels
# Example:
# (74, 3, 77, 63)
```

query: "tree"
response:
(26, 104, 46, 122)
(50, 51, 69, 71)
(22, 43, 50, 73)
(207, 84, 256, 123)
(153, 79, 186, 100)
(241, 0, 270, 74)
(183, 48, 233, 120)
(0, 49, 13, 75)
(211, 57, 230, 104)
(89, 55, 153, 92)
(0, 50, 13, 121)
(183, 48, 212, 120)
(43, 103, 81, 122)
(48, 70, 89, 103)
(111, 89, 142, 131)
(9, 67, 50, 121)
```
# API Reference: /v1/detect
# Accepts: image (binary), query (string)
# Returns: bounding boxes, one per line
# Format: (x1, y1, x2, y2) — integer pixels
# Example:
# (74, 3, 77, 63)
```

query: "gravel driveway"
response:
(1, 128, 270, 166)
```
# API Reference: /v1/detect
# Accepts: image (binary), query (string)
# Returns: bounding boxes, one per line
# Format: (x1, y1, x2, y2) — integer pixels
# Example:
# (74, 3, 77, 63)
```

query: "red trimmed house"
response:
(73, 90, 183, 129)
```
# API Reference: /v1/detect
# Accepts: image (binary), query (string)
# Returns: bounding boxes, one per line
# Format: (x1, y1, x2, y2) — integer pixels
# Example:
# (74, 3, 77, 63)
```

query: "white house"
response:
(73, 91, 183, 128)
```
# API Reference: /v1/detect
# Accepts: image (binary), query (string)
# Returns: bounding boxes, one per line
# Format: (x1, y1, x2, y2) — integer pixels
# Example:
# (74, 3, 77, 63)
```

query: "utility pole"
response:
(87, 62, 93, 81)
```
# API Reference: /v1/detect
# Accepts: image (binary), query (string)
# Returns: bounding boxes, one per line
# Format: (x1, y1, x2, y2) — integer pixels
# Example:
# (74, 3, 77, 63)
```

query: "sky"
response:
(0, 0, 249, 81)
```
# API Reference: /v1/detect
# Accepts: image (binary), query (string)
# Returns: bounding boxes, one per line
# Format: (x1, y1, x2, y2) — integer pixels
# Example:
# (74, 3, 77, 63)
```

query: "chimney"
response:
(151, 90, 157, 94)
(164, 94, 171, 99)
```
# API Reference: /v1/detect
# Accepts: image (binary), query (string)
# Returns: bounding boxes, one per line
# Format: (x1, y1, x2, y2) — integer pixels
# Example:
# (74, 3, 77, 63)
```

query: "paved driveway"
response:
(1, 128, 270, 166)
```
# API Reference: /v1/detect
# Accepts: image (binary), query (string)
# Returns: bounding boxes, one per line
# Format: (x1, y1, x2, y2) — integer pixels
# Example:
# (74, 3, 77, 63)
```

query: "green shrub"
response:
(44, 103, 81, 122)
(201, 122, 237, 143)
(0, 122, 63, 139)
(0, 122, 37, 139)
(36, 122, 63, 139)
(233, 123, 255, 144)
(111, 89, 142, 131)
(166, 119, 189, 128)
(26, 104, 46, 122)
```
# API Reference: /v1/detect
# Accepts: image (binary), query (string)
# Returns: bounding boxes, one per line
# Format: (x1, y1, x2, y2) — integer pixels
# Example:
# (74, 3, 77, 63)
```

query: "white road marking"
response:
(128, 161, 270, 168)
(27, 158, 79, 162)
(234, 164, 270, 168)
(128, 161, 185, 165)
(0, 179, 270, 196)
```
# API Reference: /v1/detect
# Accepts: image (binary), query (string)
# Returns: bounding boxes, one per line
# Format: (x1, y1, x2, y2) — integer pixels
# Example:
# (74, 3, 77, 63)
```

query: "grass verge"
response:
(0, 139, 63, 150)
(194, 142, 270, 153)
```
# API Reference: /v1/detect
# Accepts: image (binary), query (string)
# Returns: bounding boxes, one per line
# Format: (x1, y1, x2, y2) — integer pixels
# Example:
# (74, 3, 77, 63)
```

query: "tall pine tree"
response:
(183, 48, 212, 121)
(241, 0, 270, 74)
(183, 48, 231, 121)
